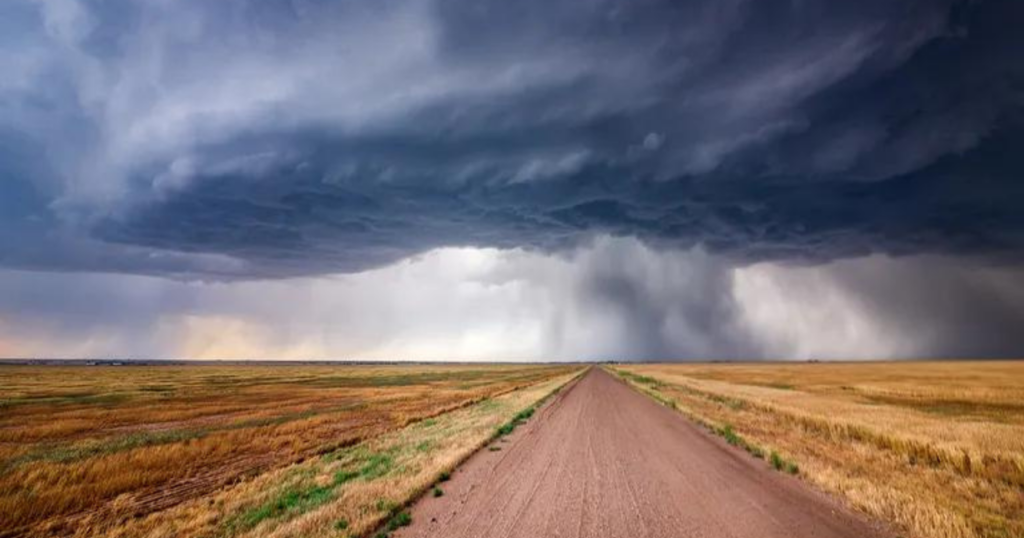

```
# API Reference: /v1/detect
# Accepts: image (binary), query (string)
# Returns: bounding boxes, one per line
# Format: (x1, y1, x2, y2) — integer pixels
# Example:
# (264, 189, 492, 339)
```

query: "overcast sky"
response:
(2, 0, 1023, 360)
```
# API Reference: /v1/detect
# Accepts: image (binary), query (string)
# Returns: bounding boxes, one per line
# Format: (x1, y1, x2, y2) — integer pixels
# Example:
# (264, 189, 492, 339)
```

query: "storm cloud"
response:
(2, 0, 1024, 359)
(1, 0, 1022, 278)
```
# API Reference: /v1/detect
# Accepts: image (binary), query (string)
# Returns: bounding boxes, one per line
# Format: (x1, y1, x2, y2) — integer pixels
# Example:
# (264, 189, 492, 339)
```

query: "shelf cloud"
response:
(2, 0, 1023, 359)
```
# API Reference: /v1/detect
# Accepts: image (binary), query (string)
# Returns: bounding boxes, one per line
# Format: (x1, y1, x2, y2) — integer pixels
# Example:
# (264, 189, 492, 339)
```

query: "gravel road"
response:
(398, 367, 892, 538)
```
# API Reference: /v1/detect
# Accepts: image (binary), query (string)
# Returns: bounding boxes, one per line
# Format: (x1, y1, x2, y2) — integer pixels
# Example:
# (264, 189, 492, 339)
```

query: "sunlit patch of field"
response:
(0, 363, 582, 537)
(611, 361, 1024, 538)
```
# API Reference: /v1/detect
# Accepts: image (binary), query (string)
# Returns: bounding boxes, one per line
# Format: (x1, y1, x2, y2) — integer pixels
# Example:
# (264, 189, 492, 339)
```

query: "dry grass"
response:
(0, 363, 582, 537)
(611, 361, 1024, 538)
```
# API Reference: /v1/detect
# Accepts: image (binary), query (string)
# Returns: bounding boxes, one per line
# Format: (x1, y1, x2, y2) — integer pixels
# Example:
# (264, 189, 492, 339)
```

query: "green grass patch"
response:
(496, 405, 538, 437)
(386, 511, 412, 531)
(327, 449, 396, 487)
(333, 469, 359, 485)
(432, 486, 444, 497)
(720, 424, 740, 446)
(226, 447, 402, 533)
(359, 453, 395, 480)
(238, 484, 335, 530)
(707, 423, 772, 461)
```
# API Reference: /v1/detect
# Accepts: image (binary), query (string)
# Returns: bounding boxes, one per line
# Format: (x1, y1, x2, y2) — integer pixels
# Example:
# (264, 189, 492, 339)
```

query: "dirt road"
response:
(399, 367, 892, 538)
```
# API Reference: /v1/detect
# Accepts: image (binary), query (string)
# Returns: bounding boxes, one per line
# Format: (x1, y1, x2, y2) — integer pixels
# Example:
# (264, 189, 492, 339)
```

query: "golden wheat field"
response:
(611, 361, 1024, 538)
(0, 363, 583, 537)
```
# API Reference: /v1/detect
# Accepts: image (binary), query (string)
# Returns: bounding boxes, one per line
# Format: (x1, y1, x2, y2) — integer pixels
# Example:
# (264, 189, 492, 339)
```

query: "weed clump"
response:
(387, 511, 412, 530)
(495, 405, 537, 437)
(721, 425, 740, 446)
(432, 486, 444, 497)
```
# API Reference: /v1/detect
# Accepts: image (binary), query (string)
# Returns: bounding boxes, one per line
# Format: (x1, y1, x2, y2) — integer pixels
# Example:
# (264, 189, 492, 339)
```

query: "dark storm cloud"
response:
(1, 0, 1023, 279)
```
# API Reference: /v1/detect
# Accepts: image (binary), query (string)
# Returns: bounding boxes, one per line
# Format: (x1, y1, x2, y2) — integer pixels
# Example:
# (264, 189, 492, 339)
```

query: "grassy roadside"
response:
(104, 368, 585, 538)
(607, 364, 1024, 538)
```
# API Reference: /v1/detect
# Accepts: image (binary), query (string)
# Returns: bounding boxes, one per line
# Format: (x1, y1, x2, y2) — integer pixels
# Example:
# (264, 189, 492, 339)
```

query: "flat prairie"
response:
(612, 361, 1024, 538)
(0, 363, 581, 537)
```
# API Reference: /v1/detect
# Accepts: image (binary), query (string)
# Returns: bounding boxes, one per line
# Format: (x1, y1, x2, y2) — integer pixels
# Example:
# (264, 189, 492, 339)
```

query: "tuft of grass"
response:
(721, 424, 740, 446)
(335, 518, 349, 530)
(386, 511, 412, 531)
(432, 486, 444, 497)
(495, 405, 537, 437)
(438, 471, 451, 482)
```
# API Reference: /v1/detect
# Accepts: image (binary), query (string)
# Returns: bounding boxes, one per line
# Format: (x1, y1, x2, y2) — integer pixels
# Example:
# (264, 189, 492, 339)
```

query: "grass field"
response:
(610, 361, 1024, 538)
(0, 363, 582, 537)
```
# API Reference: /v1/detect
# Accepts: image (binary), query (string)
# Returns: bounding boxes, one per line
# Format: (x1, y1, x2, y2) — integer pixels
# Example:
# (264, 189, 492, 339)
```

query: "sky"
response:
(1, 0, 1023, 361)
